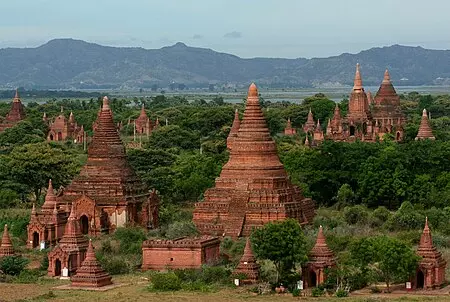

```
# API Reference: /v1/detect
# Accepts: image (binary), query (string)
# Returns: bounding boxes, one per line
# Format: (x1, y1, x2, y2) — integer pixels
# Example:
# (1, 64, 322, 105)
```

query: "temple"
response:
(47, 108, 84, 143)
(233, 238, 260, 284)
(284, 118, 296, 136)
(47, 205, 89, 277)
(193, 83, 315, 238)
(70, 240, 112, 288)
(27, 97, 159, 246)
(0, 224, 15, 257)
(142, 236, 220, 270)
(302, 226, 336, 288)
(415, 109, 435, 140)
(134, 105, 153, 135)
(0, 89, 26, 132)
(413, 218, 446, 289)
(308, 64, 405, 143)
(303, 109, 316, 134)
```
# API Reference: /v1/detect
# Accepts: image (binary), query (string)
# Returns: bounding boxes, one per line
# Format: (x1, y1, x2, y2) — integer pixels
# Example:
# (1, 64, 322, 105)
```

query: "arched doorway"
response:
(349, 126, 355, 136)
(80, 215, 89, 235)
(32, 232, 39, 248)
(362, 122, 367, 134)
(100, 209, 110, 234)
(55, 259, 62, 276)
(309, 270, 317, 288)
(396, 132, 401, 141)
(49, 134, 54, 141)
(57, 132, 63, 141)
(417, 270, 424, 289)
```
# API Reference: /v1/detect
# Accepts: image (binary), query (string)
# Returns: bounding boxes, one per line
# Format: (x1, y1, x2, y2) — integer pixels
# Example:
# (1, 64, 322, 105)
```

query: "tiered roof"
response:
(303, 108, 316, 132)
(417, 218, 446, 267)
(308, 226, 335, 266)
(42, 179, 57, 211)
(57, 205, 89, 251)
(71, 240, 112, 287)
(347, 63, 370, 122)
(0, 89, 26, 131)
(233, 238, 260, 283)
(0, 224, 15, 257)
(416, 109, 435, 140)
(374, 69, 400, 106)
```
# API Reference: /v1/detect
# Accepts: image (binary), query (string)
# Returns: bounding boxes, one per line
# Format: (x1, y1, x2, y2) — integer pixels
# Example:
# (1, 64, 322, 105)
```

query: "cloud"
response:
(224, 31, 242, 39)
(192, 34, 203, 40)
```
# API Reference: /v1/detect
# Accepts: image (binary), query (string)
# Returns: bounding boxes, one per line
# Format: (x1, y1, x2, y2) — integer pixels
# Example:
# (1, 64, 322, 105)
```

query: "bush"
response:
(292, 288, 301, 297)
(335, 288, 349, 297)
(344, 205, 369, 225)
(311, 287, 325, 297)
(387, 201, 424, 231)
(96, 254, 132, 275)
(150, 272, 181, 291)
(0, 256, 29, 276)
(39, 254, 49, 271)
(372, 206, 391, 222)
(370, 286, 381, 293)
(165, 221, 199, 239)
(14, 269, 42, 283)
(200, 266, 231, 284)
(113, 227, 147, 255)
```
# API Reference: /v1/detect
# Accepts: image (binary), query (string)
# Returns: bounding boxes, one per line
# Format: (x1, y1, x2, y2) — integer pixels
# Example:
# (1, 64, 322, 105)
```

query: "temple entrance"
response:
(55, 259, 62, 276)
(417, 271, 424, 289)
(349, 126, 355, 136)
(49, 134, 54, 141)
(396, 132, 401, 141)
(57, 132, 63, 141)
(32, 232, 39, 248)
(100, 209, 110, 234)
(309, 271, 317, 287)
(80, 215, 89, 235)
(363, 123, 367, 134)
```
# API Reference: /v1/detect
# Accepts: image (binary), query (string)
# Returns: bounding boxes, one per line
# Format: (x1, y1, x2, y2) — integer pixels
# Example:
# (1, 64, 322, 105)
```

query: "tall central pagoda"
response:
(193, 83, 315, 237)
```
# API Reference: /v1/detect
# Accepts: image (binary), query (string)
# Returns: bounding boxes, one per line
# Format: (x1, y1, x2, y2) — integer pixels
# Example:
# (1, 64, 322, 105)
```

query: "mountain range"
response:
(0, 39, 450, 89)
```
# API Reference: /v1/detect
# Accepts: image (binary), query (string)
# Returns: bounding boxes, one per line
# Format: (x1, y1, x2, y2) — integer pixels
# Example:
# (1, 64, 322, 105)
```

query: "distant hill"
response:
(0, 39, 449, 89)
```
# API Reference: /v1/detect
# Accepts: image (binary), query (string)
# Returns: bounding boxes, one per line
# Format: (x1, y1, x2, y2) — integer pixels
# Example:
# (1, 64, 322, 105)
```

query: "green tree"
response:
(251, 219, 307, 284)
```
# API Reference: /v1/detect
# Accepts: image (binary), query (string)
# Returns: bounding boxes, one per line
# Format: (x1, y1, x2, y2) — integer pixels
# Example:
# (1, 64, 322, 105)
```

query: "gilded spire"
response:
(353, 63, 363, 90)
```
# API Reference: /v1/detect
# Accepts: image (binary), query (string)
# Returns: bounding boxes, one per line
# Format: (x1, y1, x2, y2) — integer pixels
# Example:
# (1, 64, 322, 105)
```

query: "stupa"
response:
(413, 218, 446, 289)
(415, 109, 435, 140)
(134, 105, 152, 135)
(193, 83, 315, 237)
(48, 205, 89, 277)
(47, 108, 84, 143)
(70, 240, 112, 287)
(233, 238, 260, 284)
(302, 226, 336, 288)
(303, 109, 316, 134)
(0, 224, 15, 257)
(0, 89, 26, 132)
(284, 118, 296, 136)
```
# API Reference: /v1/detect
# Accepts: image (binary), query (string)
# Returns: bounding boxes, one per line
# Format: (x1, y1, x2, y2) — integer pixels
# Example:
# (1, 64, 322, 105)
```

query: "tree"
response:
(3, 142, 78, 201)
(251, 219, 307, 284)
(350, 236, 419, 291)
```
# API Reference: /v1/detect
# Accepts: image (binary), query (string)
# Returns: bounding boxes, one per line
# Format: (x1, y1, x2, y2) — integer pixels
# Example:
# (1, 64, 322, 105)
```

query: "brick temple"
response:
(302, 226, 336, 288)
(413, 218, 446, 289)
(134, 105, 153, 135)
(47, 108, 85, 143)
(233, 238, 260, 284)
(0, 89, 26, 132)
(415, 109, 435, 140)
(27, 97, 159, 246)
(284, 118, 296, 136)
(0, 224, 15, 258)
(298, 64, 406, 143)
(193, 83, 315, 237)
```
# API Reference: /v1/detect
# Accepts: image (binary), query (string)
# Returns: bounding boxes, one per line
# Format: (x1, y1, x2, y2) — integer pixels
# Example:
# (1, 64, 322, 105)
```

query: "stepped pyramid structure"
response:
(48, 205, 89, 277)
(0, 89, 26, 132)
(413, 218, 446, 289)
(193, 83, 315, 238)
(284, 118, 296, 136)
(303, 226, 336, 288)
(227, 109, 241, 150)
(134, 105, 153, 135)
(415, 109, 435, 140)
(71, 240, 112, 287)
(0, 224, 15, 257)
(233, 238, 260, 284)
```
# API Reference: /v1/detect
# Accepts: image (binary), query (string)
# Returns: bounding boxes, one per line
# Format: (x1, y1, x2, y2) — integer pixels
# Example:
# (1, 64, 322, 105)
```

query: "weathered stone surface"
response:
(142, 236, 220, 271)
(233, 238, 259, 284)
(416, 109, 435, 140)
(193, 83, 315, 238)
(71, 240, 112, 287)
(0, 90, 26, 132)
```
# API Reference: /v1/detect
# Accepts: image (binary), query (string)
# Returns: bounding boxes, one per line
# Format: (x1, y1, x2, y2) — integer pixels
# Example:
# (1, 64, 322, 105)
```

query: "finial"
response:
(383, 69, 391, 83)
(422, 108, 427, 116)
(248, 83, 258, 97)
(353, 63, 363, 90)
(102, 96, 110, 111)
(32, 203, 36, 215)
(13, 89, 20, 102)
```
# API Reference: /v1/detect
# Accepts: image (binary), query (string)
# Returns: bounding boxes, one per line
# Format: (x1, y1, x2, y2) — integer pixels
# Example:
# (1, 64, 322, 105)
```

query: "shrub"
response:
(113, 227, 147, 255)
(292, 288, 301, 297)
(96, 254, 131, 275)
(344, 205, 369, 225)
(200, 266, 231, 284)
(0, 256, 29, 276)
(165, 221, 199, 239)
(372, 206, 391, 222)
(149, 272, 181, 291)
(335, 288, 349, 297)
(311, 287, 325, 297)
(14, 269, 42, 283)
(100, 239, 114, 254)
(387, 201, 424, 231)
(370, 286, 381, 293)
(39, 254, 49, 271)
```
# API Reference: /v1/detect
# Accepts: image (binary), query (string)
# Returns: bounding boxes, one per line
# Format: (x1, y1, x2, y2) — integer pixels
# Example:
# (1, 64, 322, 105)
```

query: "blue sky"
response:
(1, 0, 449, 58)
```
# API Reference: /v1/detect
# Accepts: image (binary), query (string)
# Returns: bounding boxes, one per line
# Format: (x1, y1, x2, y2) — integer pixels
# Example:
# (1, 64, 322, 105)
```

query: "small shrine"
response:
(70, 240, 112, 288)
(48, 205, 89, 277)
(413, 218, 446, 289)
(0, 89, 26, 132)
(302, 226, 336, 288)
(415, 109, 435, 140)
(0, 224, 15, 257)
(134, 105, 153, 135)
(284, 118, 296, 136)
(47, 108, 84, 143)
(233, 238, 260, 284)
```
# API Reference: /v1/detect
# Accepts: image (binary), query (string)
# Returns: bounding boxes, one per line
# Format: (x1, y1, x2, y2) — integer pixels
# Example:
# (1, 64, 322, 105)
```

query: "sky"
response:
(1, 0, 450, 59)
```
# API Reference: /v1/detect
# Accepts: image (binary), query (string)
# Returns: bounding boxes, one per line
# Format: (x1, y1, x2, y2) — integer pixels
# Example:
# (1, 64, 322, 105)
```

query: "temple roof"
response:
(0, 224, 15, 256)
(416, 109, 435, 140)
(308, 226, 335, 264)
(304, 108, 316, 132)
(233, 238, 259, 281)
(285, 118, 293, 130)
(417, 217, 446, 267)
(0, 89, 26, 131)
(353, 63, 363, 91)
(374, 69, 399, 105)
(42, 179, 57, 210)
(57, 204, 88, 251)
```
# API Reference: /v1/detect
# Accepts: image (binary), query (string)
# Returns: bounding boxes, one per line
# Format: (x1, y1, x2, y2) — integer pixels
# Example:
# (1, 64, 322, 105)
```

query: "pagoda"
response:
(0, 224, 15, 257)
(284, 118, 296, 136)
(303, 109, 316, 134)
(312, 120, 324, 143)
(71, 240, 112, 288)
(134, 105, 152, 135)
(415, 109, 435, 140)
(413, 218, 446, 289)
(58, 96, 159, 235)
(47, 108, 84, 143)
(302, 226, 336, 288)
(193, 83, 315, 237)
(48, 205, 89, 277)
(233, 238, 260, 284)
(227, 109, 241, 150)
(0, 89, 26, 132)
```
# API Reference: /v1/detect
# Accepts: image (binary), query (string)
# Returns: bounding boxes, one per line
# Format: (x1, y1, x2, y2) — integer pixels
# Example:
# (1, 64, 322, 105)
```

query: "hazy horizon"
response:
(2, 0, 450, 59)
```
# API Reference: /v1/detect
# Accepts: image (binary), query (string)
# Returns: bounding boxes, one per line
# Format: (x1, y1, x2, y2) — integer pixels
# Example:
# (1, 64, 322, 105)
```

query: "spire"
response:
(42, 179, 57, 210)
(60, 106, 64, 113)
(233, 238, 260, 283)
(59, 203, 85, 242)
(307, 108, 314, 123)
(31, 203, 36, 215)
(248, 83, 258, 98)
(366, 91, 373, 104)
(303, 108, 316, 133)
(315, 225, 326, 246)
(416, 109, 435, 140)
(241, 238, 257, 263)
(102, 96, 110, 111)
(419, 217, 433, 248)
(308, 226, 335, 263)
(13, 89, 20, 102)
(383, 69, 391, 84)
(230, 109, 241, 135)
(315, 119, 322, 131)
(0, 224, 15, 257)
(139, 104, 147, 117)
(305, 135, 310, 146)
(353, 63, 363, 90)
(43, 112, 47, 121)
(69, 111, 74, 123)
